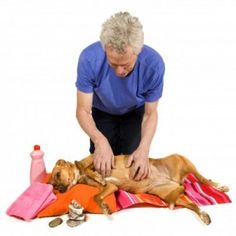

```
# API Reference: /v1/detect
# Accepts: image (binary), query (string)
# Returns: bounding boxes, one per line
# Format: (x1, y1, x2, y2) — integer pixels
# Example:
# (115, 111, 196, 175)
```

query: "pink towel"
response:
(6, 182, 56, 221)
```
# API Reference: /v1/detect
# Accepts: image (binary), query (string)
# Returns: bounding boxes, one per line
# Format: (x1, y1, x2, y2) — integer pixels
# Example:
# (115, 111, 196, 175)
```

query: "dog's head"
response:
(49, 159, 78, 193)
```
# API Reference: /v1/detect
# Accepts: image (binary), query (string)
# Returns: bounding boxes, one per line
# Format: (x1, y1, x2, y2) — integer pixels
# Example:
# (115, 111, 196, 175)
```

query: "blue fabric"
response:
(76, 41, 165, 115)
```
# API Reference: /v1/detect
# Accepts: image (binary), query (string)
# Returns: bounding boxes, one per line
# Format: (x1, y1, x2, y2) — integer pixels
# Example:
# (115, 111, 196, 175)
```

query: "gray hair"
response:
(100, 12, 144, 55)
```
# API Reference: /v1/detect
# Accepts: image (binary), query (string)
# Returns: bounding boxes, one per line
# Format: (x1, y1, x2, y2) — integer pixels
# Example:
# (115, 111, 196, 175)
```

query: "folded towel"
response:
(116, 173, 231, 210)
(6, 182, 56, 221)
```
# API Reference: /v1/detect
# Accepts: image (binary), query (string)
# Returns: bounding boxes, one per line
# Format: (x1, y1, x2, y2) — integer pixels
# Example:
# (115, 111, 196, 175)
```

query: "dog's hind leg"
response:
(175, 196, 211, 225)
(148, 185, 211, 224)
(94, 183, 118, 215)
(165, 185, 185, 209)
(148, 184, 184, 209)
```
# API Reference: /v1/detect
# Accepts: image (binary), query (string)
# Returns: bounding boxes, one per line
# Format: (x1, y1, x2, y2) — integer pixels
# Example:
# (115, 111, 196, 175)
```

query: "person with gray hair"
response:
(76, 12, 165, 181)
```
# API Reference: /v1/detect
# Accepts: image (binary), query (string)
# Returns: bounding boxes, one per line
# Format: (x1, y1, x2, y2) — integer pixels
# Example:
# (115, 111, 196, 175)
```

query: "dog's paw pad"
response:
(200, 211, 211, 225)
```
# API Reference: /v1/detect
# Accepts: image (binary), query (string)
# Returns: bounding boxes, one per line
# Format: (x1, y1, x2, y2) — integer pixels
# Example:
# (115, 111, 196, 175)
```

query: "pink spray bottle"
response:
(30, 145, 47, 184)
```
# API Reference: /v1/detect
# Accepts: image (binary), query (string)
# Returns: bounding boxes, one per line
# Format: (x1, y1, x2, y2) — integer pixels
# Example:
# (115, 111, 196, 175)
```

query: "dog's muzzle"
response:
(55, 184, 68, 193)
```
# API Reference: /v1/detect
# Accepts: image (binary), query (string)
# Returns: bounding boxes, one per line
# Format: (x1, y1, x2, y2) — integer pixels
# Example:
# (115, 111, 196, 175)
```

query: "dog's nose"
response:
(58, 184, 67, 193)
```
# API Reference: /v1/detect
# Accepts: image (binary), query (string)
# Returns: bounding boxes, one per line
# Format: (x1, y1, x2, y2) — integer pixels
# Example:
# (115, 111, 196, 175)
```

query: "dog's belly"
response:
(149, 164, 174, 185)
(105, 163, 176, 193)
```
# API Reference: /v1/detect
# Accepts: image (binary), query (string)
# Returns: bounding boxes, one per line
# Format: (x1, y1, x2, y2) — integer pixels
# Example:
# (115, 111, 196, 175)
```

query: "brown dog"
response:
(49, 154, 229, 225)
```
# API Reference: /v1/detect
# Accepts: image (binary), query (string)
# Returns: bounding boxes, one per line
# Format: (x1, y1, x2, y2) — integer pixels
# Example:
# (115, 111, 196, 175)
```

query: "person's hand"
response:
(93, 137, 115, 177)
(126, 147, 150, 181)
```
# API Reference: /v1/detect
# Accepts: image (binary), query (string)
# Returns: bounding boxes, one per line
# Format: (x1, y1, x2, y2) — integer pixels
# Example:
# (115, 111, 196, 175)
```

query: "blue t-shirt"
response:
(76, 41, 165, 115)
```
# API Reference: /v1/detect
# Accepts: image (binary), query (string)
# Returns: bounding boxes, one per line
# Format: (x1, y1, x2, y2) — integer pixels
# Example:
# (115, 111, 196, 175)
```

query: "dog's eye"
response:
(56, 172, 61, 179)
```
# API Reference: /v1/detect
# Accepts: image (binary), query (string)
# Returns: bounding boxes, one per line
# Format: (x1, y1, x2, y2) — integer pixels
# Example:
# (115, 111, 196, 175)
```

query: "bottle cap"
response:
(34, 145, 41, 151)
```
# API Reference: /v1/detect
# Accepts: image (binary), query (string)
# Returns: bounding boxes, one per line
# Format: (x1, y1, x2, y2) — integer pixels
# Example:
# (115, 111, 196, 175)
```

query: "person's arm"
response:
(76, 90, 115, 176)
(126, 101, 158, 180)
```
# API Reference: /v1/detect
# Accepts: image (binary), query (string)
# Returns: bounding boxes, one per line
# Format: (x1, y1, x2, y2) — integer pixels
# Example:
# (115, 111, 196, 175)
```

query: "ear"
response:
(74, 160, 80, 168)
(55, 159, 66, 166)
(75, 161, 84, 173)
(67, 161, 75, 168)
(48, 175, 55, 185)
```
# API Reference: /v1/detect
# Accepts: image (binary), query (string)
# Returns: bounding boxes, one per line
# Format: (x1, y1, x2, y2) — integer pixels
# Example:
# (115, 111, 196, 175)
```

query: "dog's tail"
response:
(181, 155, 229, 192)
(178, 155, 219, 188)
(191, 171, 219, 187)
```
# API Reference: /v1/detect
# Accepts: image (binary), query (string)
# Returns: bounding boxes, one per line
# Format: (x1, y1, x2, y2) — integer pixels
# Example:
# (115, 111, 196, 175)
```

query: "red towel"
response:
(116, 173, 231, 210)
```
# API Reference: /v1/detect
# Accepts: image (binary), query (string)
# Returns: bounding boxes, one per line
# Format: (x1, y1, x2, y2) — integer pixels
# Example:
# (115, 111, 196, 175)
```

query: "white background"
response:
(0, 0, 235, 235)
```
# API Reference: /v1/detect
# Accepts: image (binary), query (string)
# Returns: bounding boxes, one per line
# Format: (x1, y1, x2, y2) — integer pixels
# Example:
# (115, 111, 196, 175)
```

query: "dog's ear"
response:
(67, 161, 75, 168)
(48, 175, 55, 185)
(74, 160, 80, 168)
(55, 159, 66, 166)
(75, 161, 84, 173)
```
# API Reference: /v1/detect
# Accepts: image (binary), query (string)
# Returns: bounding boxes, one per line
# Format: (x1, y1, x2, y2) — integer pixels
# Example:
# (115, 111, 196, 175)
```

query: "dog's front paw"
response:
(100, 202, 111, 215)
(168, 203, 175, 210)
(200, 211, 211, 225)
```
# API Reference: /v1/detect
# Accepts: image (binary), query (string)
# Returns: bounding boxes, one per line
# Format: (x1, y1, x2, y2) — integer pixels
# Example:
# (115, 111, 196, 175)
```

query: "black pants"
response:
(90, 105, 145, 155)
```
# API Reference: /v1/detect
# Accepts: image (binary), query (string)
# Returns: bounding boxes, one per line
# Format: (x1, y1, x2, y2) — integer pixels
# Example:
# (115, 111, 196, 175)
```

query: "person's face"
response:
(105, 46, 137, 77)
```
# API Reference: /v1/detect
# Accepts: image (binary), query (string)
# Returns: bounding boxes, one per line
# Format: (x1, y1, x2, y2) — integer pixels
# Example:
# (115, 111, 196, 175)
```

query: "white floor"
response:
(1, 197, 235, 236)
(1, 0, 236, 235)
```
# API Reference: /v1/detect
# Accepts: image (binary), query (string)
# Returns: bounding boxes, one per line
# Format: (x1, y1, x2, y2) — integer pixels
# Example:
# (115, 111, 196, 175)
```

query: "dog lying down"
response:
(49, 154, 229, 225)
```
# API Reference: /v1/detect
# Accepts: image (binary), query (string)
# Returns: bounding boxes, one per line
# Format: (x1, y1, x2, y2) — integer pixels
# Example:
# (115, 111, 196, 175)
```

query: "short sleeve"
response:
(75, 50, 95, 93)
(144, 59, 165, 102)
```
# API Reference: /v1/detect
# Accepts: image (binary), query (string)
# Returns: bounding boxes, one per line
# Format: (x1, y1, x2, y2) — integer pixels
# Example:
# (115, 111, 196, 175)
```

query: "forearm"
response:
(138, 110, 158, 152)
(76, 109, 106, 145)
(127, 109, 157, 180)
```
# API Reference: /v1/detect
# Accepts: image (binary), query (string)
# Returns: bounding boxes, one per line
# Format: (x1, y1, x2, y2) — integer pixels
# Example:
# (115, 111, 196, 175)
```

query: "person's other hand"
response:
(93, 137, 115, 177)
(126, 148, 150, 181)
